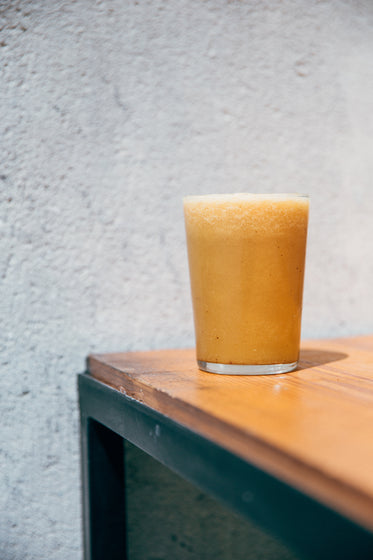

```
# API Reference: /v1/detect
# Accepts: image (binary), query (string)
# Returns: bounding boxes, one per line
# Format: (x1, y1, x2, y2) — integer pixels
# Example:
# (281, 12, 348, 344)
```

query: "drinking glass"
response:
(183, 193, 309, 375)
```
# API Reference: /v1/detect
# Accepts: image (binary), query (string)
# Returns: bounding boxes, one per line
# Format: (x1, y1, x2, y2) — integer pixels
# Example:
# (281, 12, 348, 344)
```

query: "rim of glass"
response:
(183, 193, 309, 202)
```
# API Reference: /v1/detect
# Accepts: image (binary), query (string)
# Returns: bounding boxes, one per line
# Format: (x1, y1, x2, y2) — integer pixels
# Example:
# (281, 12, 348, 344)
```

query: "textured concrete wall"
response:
(1, 1, 373, 558)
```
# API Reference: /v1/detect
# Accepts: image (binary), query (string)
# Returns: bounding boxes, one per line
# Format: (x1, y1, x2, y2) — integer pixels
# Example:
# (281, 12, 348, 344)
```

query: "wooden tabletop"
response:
(88, 334, 373, 533)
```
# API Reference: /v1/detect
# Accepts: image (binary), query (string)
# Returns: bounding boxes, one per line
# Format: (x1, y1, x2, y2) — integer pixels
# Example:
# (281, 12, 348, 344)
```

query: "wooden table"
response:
(79, 335, 373, 560)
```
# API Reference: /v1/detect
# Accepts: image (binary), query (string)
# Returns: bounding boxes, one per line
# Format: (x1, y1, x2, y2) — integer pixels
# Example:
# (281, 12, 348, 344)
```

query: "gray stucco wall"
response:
(1, 1, 373, 558)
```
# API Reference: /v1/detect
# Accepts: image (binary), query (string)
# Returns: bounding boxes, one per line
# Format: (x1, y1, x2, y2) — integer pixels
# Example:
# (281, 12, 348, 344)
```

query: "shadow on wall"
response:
(125, 441, 299, 560)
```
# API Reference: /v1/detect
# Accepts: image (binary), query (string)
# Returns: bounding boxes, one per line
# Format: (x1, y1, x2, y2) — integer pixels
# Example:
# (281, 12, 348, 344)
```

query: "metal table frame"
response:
(79, 373, 373, 560)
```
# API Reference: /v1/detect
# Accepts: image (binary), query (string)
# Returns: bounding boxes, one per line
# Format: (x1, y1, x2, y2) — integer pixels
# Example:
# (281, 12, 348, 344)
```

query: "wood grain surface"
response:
(88, 335, 373, 532)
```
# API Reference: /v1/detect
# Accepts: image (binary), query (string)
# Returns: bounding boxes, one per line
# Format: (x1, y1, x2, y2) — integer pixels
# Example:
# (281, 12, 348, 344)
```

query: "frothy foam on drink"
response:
(183, 193, 309, 235)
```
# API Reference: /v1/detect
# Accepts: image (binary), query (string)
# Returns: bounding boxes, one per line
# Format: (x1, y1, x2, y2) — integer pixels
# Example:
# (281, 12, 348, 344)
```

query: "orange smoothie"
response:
(183, 193, 309, 374)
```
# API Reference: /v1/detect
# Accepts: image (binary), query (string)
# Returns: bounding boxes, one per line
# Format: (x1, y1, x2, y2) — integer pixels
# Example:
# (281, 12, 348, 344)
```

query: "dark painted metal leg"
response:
(80, 413, 126, 560)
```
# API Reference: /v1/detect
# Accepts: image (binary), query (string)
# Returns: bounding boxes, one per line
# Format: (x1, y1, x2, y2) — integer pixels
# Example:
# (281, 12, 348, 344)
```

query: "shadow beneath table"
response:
(297, 348, 348, 371)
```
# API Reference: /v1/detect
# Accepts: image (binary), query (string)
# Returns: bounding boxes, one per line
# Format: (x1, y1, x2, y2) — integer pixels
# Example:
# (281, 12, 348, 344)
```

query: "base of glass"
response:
(197, 360, 298, 375)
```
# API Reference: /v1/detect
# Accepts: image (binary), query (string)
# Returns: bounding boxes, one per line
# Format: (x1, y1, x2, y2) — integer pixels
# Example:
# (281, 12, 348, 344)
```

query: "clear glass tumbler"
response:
(183, 193, 309, 375)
